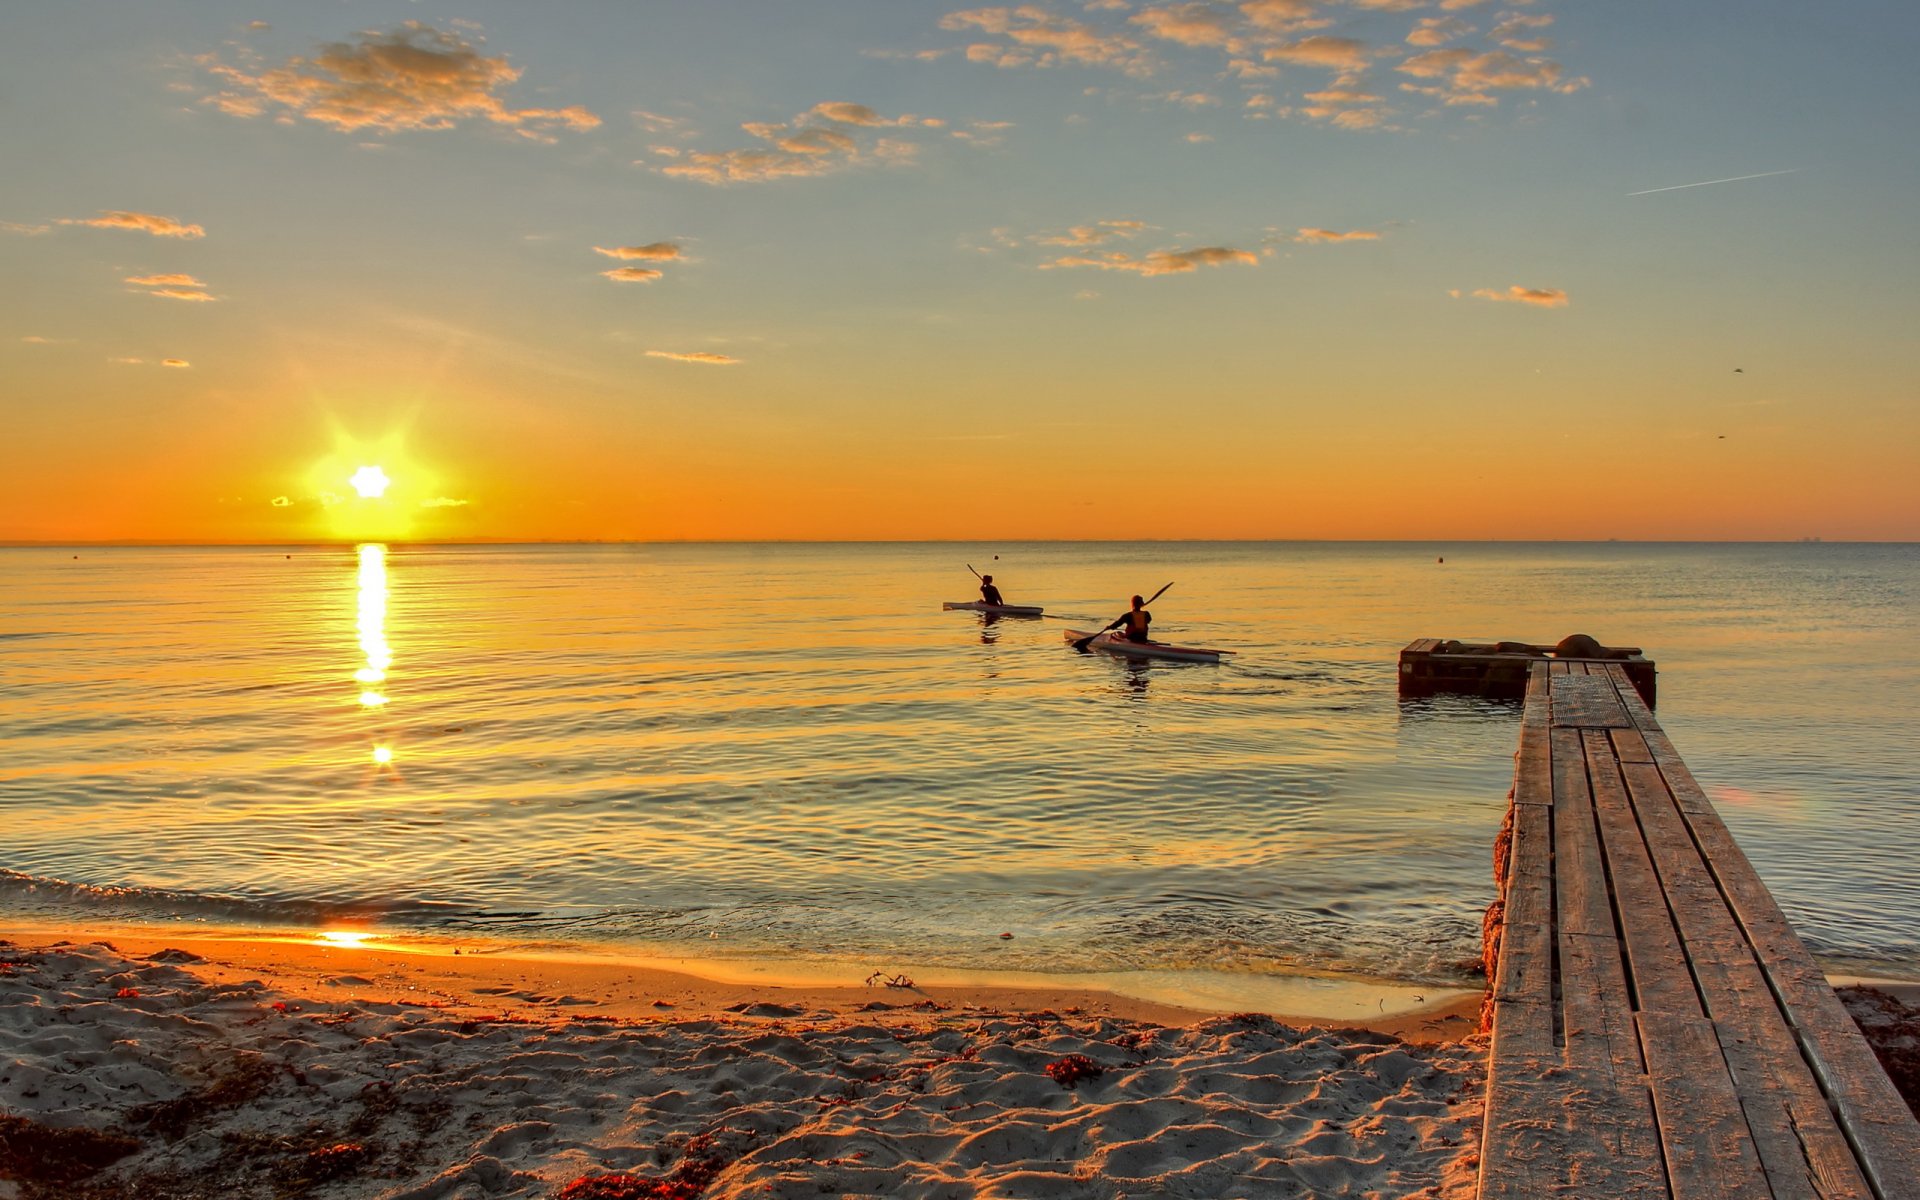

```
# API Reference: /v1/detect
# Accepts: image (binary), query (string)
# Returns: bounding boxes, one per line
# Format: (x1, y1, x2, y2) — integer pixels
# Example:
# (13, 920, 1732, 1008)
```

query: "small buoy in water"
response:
(1437, 556, 1444, 564)
(999, 932, 1013, 940)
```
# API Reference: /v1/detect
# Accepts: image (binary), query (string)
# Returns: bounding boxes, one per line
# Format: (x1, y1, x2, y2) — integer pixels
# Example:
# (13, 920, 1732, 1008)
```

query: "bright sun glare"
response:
(350, 465, 391, 498)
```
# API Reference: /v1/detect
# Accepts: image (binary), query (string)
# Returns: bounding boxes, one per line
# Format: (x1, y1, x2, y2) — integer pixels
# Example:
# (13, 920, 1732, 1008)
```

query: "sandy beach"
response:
(1, 927, 1487, 1199)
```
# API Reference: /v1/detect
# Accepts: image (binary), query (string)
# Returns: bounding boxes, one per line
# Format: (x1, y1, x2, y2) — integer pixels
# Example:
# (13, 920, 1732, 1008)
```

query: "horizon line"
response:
(0, 536, 1891, 549)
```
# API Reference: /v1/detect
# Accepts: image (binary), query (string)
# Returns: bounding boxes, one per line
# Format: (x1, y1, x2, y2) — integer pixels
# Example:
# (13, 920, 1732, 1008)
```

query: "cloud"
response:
(601, 266, 664, 283)
(21, 335, 71, 345)
(57, 211, 205, 238)
(146, 288, 218, 302)
(1240, 0, 1331, 34)
(1463, 285, 1569, 307)
(1489, 13, 1554, 52)
(940, 7, 1151, 73)
(108, 356, 144, 365)
(646, 350, 740, 364)
(3, 220, 52, 236)
(1042, 245, 1257, 276)
(1407, 17, 1471, 47)
(1035, 219, 1147, 247)
(1399, 47, 1587, 99)
(1130, 4, 1242, 51)
(594, 243, 682, 261)
(809, 101, 941, 128)
(162, 358, 191, 368)
(419, 496, 470, 508)
(125, 273, 206, 287)
(1263, 36, 1371, 70)
(198, 22, 600, 138)
(928, 3, 1588, 131)
(1294, 227, 1380, 242)
(659, 103, 933, 185)
(271, 496, 292, 507)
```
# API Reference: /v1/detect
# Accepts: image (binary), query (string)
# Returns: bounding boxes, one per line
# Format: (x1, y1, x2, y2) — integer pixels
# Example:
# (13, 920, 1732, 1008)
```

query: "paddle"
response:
(967, 564, 982, 579)
(1073, 581, 1173, 651)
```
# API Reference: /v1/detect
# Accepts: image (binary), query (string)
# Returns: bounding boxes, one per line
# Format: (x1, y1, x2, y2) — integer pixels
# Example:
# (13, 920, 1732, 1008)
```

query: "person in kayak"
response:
(979, 575, 1005, 606)
(1103, 595, 1152, 643)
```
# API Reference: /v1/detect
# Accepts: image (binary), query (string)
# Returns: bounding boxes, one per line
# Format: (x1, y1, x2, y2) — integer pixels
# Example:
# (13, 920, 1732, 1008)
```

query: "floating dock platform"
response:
(1400, 637, 1657, 706)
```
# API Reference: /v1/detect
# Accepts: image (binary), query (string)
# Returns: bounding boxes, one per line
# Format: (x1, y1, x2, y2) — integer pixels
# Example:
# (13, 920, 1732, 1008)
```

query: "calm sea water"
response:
(2, 542, 1916, 986)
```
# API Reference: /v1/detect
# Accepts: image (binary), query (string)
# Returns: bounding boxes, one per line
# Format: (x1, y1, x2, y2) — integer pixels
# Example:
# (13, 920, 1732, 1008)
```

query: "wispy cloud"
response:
(150, 288, 219, 302)
(601, 266, 664, 283)
(646, 350, 740, 365)
(198, 22, 600, 139)
(1042, 245, 1258, 276)
(3, 220, 52, 236)
(57, 211, 205, 238)
(1293, 227, 1380, 242)
(1034, 219, 1147, 247)
(162, 358, 191, 368)
(21, 335, 72, 345)
(656, 102, 936, 185)
(125, 273, 206, 287)
(594, 243, 682, 261)
(1457, 285, 1569, 307)
(420, 496, 470, 508)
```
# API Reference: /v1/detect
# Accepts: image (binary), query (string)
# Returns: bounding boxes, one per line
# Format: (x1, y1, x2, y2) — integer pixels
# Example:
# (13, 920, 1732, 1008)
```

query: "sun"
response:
(349, 465, 391, 498)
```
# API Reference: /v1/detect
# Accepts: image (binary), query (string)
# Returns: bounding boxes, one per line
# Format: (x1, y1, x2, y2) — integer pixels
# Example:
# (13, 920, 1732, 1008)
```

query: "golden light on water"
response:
(356, 544, 392, 710)
(371, 745, 394, 765)
(317, 930, 371, 948)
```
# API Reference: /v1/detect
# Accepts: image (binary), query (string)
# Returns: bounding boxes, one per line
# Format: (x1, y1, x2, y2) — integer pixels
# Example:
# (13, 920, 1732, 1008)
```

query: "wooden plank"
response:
(1639, 1010, 1773, 1200)
(1492, 799, 1555, 1006)
(1479, 1065, 1668, 1200)
(1551, 673, 1632, 728)
(1582, 732, 1701, 1017)
(1620, 761, 1873, 1199)
(1406, 637, 1442, 654)
(1554, 730, 1613, 938)
(1560, 930, 1644, 1085)
(1676, 802, 1920, 1198)
(1612, 727, 1654, 764)
(1514, 687, 1553, 807)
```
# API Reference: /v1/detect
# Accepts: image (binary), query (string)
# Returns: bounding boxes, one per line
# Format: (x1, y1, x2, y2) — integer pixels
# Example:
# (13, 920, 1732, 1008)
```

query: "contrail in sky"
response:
(1627, 168, 1801, 196)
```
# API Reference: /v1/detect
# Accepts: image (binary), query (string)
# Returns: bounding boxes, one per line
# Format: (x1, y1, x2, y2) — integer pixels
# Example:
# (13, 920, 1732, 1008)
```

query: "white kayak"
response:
(1064, 629, 1226, 663)
(945, 601, 1045, 617)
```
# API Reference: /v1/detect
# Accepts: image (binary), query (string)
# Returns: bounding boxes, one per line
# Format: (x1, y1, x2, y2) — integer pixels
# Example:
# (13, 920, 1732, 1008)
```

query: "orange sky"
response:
(5, 3, 1916, 542)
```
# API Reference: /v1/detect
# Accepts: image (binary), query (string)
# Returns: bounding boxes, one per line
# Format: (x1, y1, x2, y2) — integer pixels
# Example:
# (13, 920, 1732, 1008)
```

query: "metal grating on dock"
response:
(1478, 661, 1920, 1199)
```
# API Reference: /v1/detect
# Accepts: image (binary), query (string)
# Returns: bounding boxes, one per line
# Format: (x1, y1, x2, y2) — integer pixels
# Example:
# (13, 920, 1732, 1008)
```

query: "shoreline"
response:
(0, 920, 1484, 1042)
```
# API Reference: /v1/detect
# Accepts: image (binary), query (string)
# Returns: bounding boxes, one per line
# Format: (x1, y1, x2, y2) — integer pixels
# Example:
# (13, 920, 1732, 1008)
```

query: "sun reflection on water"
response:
(356, 544, 395, 760)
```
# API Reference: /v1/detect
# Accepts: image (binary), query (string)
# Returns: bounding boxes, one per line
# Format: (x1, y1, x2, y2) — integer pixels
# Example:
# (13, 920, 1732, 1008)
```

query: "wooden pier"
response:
(1478, 660, 1920, 1199)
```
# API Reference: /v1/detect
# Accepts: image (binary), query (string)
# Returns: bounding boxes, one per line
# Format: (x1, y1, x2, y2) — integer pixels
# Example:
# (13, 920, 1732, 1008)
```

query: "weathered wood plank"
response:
(1551, 673, 1632, 728)
(1492, 798, 1554, 1006)
(1560, 930, 1644, 1085)
(1407, 637, 1442, 654)
(1554, 731, 1613, 938)
(1639, 1010, 1772, 1200)
(1620, 760, 1874, 1199)
(1582, 732, 1701, 1017)
(1479, 1063, 1668, 1200)
(1523, 661, 1552, 732)
(1514, 716, 1553, 808)
(1612, 726, 1654, 764)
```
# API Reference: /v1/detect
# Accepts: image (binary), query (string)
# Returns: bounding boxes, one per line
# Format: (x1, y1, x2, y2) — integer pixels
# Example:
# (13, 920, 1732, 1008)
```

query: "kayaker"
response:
(979, 575, 1005, 606)
(1102, 595, 1152, 643)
